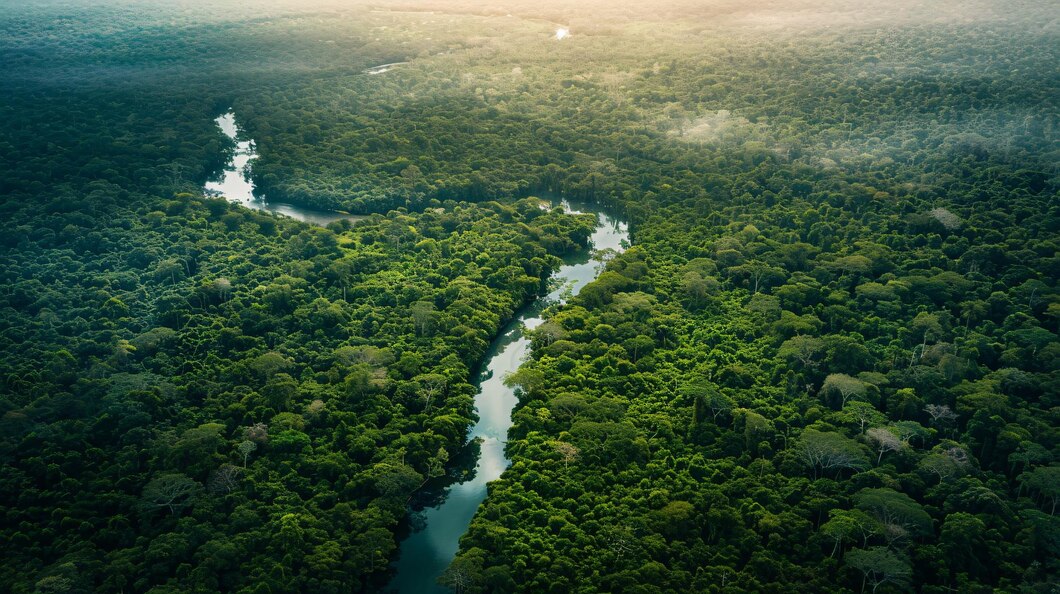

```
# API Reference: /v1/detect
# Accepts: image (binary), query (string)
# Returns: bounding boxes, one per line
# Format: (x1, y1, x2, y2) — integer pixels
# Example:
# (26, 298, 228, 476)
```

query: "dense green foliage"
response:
(1, 5, 596, 592)
(447, 3, 1060, 592)
(1, 0, 1057, 593)
(0, 190, 589, 593)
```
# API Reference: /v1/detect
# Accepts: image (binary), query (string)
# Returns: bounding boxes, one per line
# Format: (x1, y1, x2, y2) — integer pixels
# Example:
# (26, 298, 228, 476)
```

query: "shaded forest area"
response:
(1, 0, 1057, 593)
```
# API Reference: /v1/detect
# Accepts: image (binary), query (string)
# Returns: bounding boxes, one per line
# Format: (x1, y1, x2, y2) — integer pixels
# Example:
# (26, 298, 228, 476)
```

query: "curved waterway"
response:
(205, 112, 365, 227)
(387, 200, 629, 593)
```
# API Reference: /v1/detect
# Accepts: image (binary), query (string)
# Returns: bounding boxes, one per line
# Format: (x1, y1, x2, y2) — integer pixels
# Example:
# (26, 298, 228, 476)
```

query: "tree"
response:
(831, 255, 873, 277)
(208, 464, 243, 494)
(798, 429, 869, 479)
(741, 409, 772, 451)
(427, 446, 449, 478)
(729, 260, 786, 293)
(866, 427, 905, 465)
(840, 401, 885, 434)
(503, 367, 546, 397)
(326, 258, 357, 301)
(909, 312, 943, 363)
(244, 422, 269, 443)
(939, 512, 985, 576)
(820, 374, 868, 408)
(142, 473, 200, 515)
(305, 399, 326, 421)
(855, 488, 932, 542)
(552, 441, 580, 471)
(654, 501, 696, 539)
(534, 320, 568, 346)
(407, 446, 451, 502)
(892, 421, 929, 447)
(924, 404, 957, 428)
(410, 300, 437, 336)
(237, 440, 257, 468)
(212, 277, 233, 301)
(168, 423, 226, 473)
(262, 373, 298, 410)
(779, 335, 825, 369)
(822, 509, 880, 558)
(249, 352, 293, 379)
(603, 525, 638, 560)
(845, 547, 911, 593)
(1008, 442, 1050, 476)
(548, 393, 589, 419)
(680, 271, 717, 309)
(920, 446, 970, 483)
(415, 373, 448, 413)
(1020, 466, 1060, 514)
(623, 334, 655, 362)
(439, 555, 484, 594)
(374, 462, 423, 499)
(682, 377, 733, 424)
(928, 207, 962, 231)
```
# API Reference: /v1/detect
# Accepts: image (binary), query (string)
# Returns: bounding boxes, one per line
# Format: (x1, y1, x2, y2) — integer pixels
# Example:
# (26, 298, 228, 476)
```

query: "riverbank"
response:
(205, 111, 367, 227)
(387, 200, 629, 593)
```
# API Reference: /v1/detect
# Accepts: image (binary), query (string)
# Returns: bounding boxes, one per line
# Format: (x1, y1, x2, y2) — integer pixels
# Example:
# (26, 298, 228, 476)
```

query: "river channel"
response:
(387, 200, 629, 593)
(205, 112, 366, 227)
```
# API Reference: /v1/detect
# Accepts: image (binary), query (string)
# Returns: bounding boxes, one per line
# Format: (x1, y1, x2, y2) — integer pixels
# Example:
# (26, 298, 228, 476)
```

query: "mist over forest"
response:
(1, 1, 1057, 593)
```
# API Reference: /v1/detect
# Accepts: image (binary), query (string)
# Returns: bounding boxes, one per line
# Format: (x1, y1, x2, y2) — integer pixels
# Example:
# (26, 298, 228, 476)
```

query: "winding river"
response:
(388, 201, 629, 593)
(205, 111, 629, 592)
(205, 112, 365, 227)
